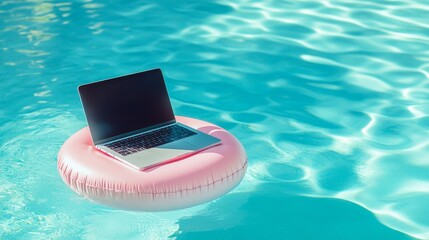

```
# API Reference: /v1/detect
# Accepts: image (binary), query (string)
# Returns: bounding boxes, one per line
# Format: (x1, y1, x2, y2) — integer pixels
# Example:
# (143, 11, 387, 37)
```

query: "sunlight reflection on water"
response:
(1, 0, 429, 239)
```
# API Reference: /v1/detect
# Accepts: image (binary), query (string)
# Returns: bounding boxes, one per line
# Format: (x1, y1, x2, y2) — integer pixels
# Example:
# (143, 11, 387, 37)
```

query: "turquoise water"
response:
(1, 0, 428, 239)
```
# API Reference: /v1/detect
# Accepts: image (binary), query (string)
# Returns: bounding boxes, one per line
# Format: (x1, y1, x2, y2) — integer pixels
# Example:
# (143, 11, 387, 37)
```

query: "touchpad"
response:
(159, 141, 199, 151)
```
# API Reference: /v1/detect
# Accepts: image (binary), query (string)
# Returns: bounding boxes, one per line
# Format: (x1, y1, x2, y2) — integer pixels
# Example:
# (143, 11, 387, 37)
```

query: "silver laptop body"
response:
(78, 68, 221, 170)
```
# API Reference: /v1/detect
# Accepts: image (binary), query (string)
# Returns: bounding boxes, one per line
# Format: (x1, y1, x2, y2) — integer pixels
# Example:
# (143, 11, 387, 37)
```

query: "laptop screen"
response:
(78, 69, 175, 144)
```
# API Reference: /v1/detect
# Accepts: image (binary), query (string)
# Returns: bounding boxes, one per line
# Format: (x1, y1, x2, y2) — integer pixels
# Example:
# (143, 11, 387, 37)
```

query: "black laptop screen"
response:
(78, 69, 175, 144)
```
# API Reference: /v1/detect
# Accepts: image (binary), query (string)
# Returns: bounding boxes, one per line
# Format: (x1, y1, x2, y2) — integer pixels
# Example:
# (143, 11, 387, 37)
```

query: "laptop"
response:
(78, 68, 221, 170)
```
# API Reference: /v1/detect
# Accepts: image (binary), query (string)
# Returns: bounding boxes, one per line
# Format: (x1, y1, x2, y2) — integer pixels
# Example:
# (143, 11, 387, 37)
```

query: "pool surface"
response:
(1, 0, 429, 239)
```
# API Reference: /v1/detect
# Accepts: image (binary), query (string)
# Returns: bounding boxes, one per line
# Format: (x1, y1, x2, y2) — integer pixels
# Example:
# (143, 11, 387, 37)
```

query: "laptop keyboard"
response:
(105, 124, 197, 156)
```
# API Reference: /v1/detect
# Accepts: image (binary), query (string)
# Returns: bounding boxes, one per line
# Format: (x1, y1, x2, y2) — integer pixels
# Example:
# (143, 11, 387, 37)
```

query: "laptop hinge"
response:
(95, 119, 176, 145)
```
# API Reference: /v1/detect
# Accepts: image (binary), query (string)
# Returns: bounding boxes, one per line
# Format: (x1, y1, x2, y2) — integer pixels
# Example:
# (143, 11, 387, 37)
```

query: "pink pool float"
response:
(58, 116, 247, 211)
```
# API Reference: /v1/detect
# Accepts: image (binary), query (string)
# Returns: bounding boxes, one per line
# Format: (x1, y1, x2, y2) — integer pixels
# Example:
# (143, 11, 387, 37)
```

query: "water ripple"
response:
(1, 0, 429, 239)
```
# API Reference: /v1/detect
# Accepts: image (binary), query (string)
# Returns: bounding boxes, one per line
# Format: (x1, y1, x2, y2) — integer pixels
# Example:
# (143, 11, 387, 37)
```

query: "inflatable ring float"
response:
(58, 116, 247, 211)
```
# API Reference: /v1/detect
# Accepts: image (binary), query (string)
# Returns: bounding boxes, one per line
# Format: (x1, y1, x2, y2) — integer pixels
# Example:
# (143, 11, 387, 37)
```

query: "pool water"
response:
(1, 0, 429, 239)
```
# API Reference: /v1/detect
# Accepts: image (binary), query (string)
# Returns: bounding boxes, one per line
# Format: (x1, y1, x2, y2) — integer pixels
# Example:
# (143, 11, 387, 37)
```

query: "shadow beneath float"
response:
(173, 183, 412, 240)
